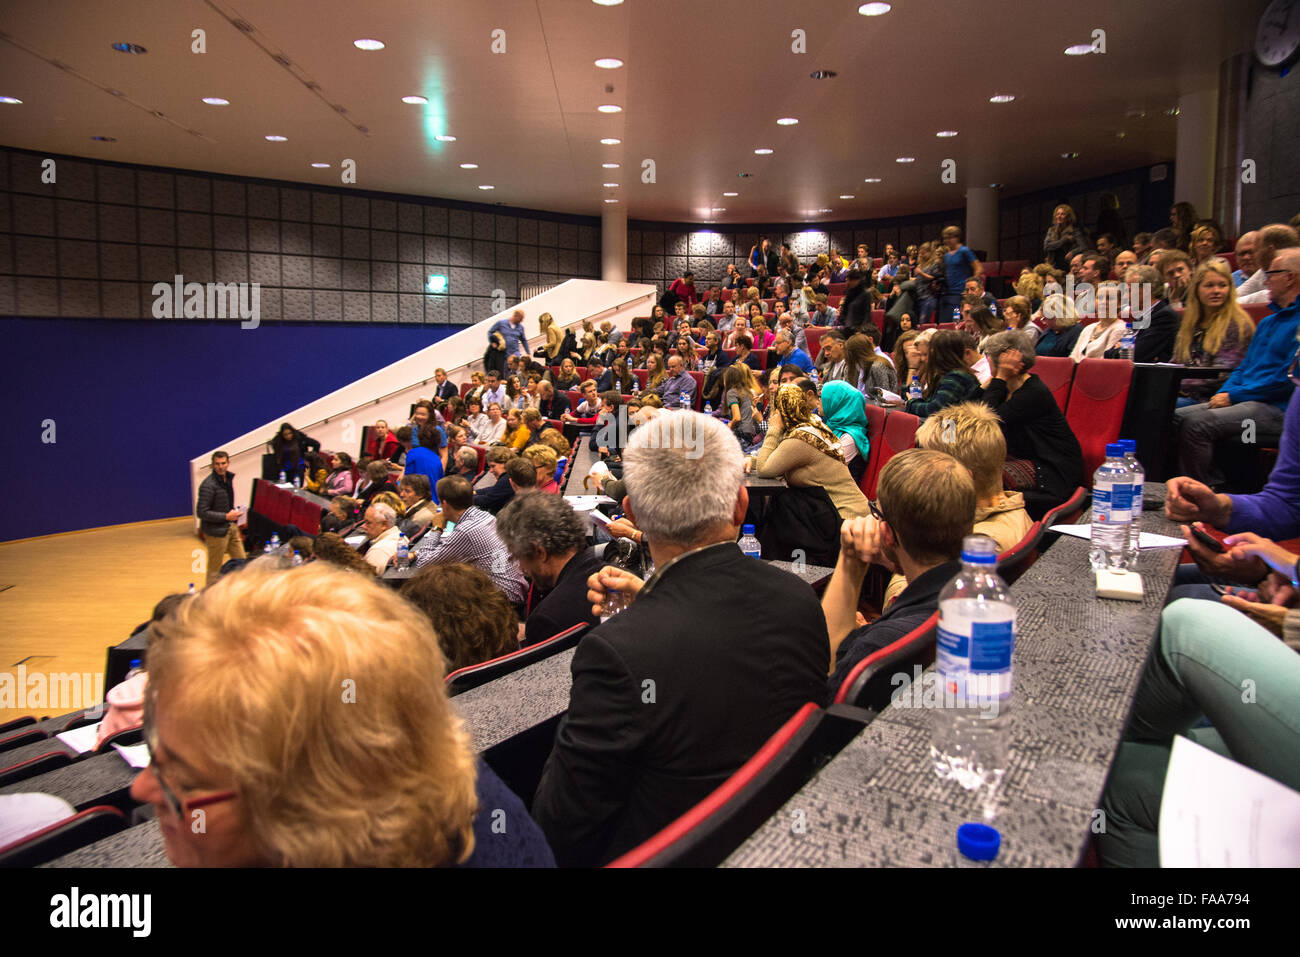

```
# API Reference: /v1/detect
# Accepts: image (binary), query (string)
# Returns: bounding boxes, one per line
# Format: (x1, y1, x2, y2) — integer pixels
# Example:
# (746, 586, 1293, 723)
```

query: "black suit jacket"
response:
(523, 548, 602, 646)
(1104, 298, 1180, 363)
(473, 473, 514, 515)
(532, 542, 829, 867)
(538, 394, 571, 420)
(435, 380, 458, 401)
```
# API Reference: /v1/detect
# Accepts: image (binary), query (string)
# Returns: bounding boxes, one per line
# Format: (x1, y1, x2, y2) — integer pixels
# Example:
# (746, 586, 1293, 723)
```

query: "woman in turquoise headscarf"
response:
(819, 379, 872, 486)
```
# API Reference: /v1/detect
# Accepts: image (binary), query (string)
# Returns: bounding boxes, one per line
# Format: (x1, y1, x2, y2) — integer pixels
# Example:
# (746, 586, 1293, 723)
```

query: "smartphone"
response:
(1190, 525, 1227, 553)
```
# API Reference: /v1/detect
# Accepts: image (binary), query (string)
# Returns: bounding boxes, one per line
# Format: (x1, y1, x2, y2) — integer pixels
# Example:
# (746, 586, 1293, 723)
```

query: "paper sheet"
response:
(113, 742, 152, 769)
(344, 535, 366, 547)
(55, 721, 103, 754)
(0, 793, 76, 847)
(1048, 524, 1186, 549)
(1159, 735, 1300, 867)
(564, 495, 616, 510)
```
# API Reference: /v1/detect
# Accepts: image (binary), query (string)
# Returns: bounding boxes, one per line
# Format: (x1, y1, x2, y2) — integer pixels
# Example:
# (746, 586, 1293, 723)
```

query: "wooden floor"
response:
(0, 517, 200, 721)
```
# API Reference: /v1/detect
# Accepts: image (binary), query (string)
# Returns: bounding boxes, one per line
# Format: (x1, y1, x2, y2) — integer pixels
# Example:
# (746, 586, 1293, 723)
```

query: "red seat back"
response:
(460, 382, 475, 399)
(1000, 259, 1029, 279)
(857, 404, 888, 495)
(805, 327, 826, 360)
(829, 282, 847, 296)
(862, 408, 920, 499)
(870, 309, 885, 334)
(291, 495, 321, 535)
(687, 371, 705, 408)
(1032, 357, 1075, 413)
(1243, 303, 1271, 324)
(1065, 358, 1133, 475)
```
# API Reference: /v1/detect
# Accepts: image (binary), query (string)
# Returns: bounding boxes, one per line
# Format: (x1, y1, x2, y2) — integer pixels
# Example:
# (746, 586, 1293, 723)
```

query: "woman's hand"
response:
(995, 348, 1024, 380)
(1223, 532, 1299, 589)
(767, 406, 784, 434)
(1220, 591, 1288, 635)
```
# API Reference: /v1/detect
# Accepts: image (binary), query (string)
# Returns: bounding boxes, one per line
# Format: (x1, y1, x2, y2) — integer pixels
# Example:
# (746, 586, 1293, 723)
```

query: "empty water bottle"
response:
(1118, 323, 1136, 359)
(1119, 438, 1144, 566)
(679, 391, 690, 410)
(908, 374, 923, 402)
(1090, 443, 1134, 571)
(932, 536, 1015, 802)
(738, 524, 761, 559)
(279, 470, 287, 483)
(291, 550, 304, 567)
(293, 473, 301, 489)
(395, 533, 410, 570)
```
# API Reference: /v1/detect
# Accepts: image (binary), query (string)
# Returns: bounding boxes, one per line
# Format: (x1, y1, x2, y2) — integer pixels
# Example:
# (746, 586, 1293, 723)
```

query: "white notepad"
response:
(1049, 524, 1186, 549)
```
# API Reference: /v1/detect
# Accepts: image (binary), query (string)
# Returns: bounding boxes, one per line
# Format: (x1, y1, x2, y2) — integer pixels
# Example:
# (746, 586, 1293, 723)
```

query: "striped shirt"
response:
(413, 506, 528, 604)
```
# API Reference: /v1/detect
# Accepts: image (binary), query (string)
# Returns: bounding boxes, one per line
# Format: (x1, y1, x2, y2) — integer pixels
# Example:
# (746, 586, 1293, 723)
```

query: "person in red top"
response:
(366, 419, 401, 461)
(524, 445, 562, 494)
(667, 271, 698, 310)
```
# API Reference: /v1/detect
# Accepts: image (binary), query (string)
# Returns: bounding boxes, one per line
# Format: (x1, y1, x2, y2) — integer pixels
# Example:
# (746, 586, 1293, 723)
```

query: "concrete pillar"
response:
(1213, 55, 1249, 239)
(965, 186, 999, 262)
(601, 202, 627, 282)
(1175, 86, 1219, 220)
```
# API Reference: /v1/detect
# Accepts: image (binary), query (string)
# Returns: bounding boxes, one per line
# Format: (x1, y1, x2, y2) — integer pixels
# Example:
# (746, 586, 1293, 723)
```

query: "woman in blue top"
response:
(905, 329, 982, 420)
(940, 225, 982, 323)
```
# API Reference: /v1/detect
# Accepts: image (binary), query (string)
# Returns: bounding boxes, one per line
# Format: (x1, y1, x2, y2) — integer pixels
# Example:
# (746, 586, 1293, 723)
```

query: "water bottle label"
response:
(1093, 484, 1133, 522)
(937, 619, 1015, 702)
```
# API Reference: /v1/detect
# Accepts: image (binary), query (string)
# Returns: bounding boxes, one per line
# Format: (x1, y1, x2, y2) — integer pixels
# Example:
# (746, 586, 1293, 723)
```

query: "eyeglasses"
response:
(868, 499, 886, 524)
(1265, 269, 1295, 277)
(144, 723, 237, 820)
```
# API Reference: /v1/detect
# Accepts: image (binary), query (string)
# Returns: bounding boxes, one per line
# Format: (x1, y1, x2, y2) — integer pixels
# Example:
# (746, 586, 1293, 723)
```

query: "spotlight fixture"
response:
(895, 156, 915, 163)
(0, 96, 22, 104)
(864, 177, 882, 183)
(435, 134, 457, 142)
(353, 39, 385, 51)
(402, 95, 428, 105)
(1060, 151, 1079, 159)
(603, 183, 619, 188)
(936, 130, 958, 137)
(1064, 44, 1093, 55)
(810, 69, 837, 79)
(459, 163, 479, 169)
(602, 163, 620, 169)
(594, 58, 624, 69)
(858, 3, 891, 15)
(478, 185, 494, 190)
(989, 93, 1016, 103)
(111, 42, 148, 54)
(600, 137, 621, 145)
(597, 104, 622, 113)
(839, 194, 855, 199)
(311, 162, 331, 168)
(754, 148, 774, 155)
(91, 135, 117, 142)
(201, 97, 230, 106)
(776, 117, 799, 126)
(723, 191, 739, 196)
(265, 135, 288, 141)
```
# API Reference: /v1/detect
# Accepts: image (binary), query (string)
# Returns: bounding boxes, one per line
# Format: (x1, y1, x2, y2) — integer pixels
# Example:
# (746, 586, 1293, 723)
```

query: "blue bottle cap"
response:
(1118, 439, 1136, 453)
(960, 535, 998, 564)
(1105, 442, 1126, 458)
(957, 822, 1001, 861)
(741, 524, 756, 535)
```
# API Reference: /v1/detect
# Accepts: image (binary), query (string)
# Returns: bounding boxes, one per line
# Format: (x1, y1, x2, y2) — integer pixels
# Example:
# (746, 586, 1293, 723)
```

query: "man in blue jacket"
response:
(1173, 248, 1300, 488)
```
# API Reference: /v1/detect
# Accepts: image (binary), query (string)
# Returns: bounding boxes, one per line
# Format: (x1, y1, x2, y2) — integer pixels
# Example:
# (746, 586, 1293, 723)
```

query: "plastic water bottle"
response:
(932, 536, 1016, 801)
(989, 300, 998, 317)
(704, 401, 713, 415)
(395, 533, 410, 570)
(952, 307, 961, 323)
(1119, 438, 1144, 566)
(679, 391, 690, 411)
(291, 550, 303, 567)
(279, 470, 287, 483)
(599, 588, 627, 622)
(1089, 443, 1134, 571)
(632, 380, 641, 397)
(908, 375, 923, 402)
(1118, 323, 1136, 359)
(809, 367, 819, 384)
(738, 524, 761, 559)
(187, 582, 196, 595)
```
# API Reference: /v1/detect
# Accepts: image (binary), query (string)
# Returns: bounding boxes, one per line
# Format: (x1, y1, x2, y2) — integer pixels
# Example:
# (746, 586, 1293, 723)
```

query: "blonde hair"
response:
(916, 401, 1008, 499)
(145, 562, 478, 866)
(646, 353, 667, 390)
(372, 491, 404, 514)
(522, 444, 558, 472)
(1003, 296, 1034, 330)
(1174, 259, 1256, 363)
(1052, 204, 1077, 227)
(1039, 293, 1079, 328)
(1014, 272, 1043, 301)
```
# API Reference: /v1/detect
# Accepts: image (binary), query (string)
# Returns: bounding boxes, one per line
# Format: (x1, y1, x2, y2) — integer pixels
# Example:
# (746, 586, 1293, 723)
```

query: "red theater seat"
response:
(1242, 303, 1271, 324)
(861, 408, 920, 499)
(805, 327, 826, 360)
(1065, 358, 1133, 475)
(1032, 356, 1075, 413)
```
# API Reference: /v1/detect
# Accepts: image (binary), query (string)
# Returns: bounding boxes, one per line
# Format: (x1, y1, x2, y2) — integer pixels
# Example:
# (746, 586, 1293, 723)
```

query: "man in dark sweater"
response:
(532, 412, 829, 867)
(825, 449, 974, 695)
(496, 492, 601, 647)
(1104, 265, 1180, 363)
(196, 450, 246, 586)
(472, 446, 518, 515)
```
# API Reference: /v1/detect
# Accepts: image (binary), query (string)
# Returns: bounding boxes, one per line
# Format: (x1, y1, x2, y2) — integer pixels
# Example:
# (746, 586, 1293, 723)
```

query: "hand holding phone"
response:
(1190, 523, 1226, 554)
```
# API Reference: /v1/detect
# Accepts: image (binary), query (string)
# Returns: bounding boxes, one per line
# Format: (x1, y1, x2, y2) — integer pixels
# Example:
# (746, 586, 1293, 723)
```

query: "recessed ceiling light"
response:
(597, 104, 622, 113)
(712, 207, 726, 212)
(1116, 132, 1127, 139)
(604, 198, 619, 203)
(594, 57, 624, 69)
(0, 96, 23, 105)
(1165, 107, 1181, 116)
(858, 2, 891, 15)
(839, 194, 855, 200)
(895, 156, 915, 163)
(435, 134, 456, 142)
(265, 135, 288, 142)
(1060, 151, 1079, 159)
(592, 0, 624, 5)
(737, 172, 752, 178)
(864, 177, 882, 183)
(353, 39, 385, 51)
(776, 117, 799, 126)
(936, 130, 958, 137)
(820, 208, 833, 213)
(91, 135, 117, 142)
(459, 163, 479, 169)
(988, 182, 1003, 188)
(402, 95, 428, 105)
(311, 162, 331, 168)
(754, 148, 774, 155)
(600, 137, 621, 145)
(201, 97, 230, 106)
(478, 185, 494, 190)
(1064, 44, 1093, 56)
(603, 183, 619, 188)
(810, 69, 837, 79)
(989, 93, 1016, 104)
(601, 163, 620, 169)
(723, 191, 739, 197)
(111, 43, 147, 54)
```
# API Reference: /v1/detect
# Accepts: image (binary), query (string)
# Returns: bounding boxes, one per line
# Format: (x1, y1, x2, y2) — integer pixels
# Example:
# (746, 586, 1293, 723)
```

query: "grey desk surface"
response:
(1, 735, 77, 768)
(724, 494, 1182, 868)
(41, 820, 171, 869)
(768, 560, 835, 589)
(0, 751, 138, 808)
(453, 647, 577, 753)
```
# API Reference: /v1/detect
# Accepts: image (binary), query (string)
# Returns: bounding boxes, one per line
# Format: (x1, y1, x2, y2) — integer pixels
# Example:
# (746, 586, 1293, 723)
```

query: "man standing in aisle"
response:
(196, 451, 247, 586)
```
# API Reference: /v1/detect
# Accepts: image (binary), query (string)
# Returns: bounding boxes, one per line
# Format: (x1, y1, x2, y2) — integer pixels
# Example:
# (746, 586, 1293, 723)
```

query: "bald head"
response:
(1266, 247, 1300, 308)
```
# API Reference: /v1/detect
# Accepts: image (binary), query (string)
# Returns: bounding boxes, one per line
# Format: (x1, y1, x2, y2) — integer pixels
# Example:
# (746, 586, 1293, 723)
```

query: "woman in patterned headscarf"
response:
(748, 383, 870, 520)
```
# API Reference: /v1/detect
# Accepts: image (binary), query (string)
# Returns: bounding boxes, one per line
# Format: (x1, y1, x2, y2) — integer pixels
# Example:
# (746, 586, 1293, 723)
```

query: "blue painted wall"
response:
(1, 318, 455, 541)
